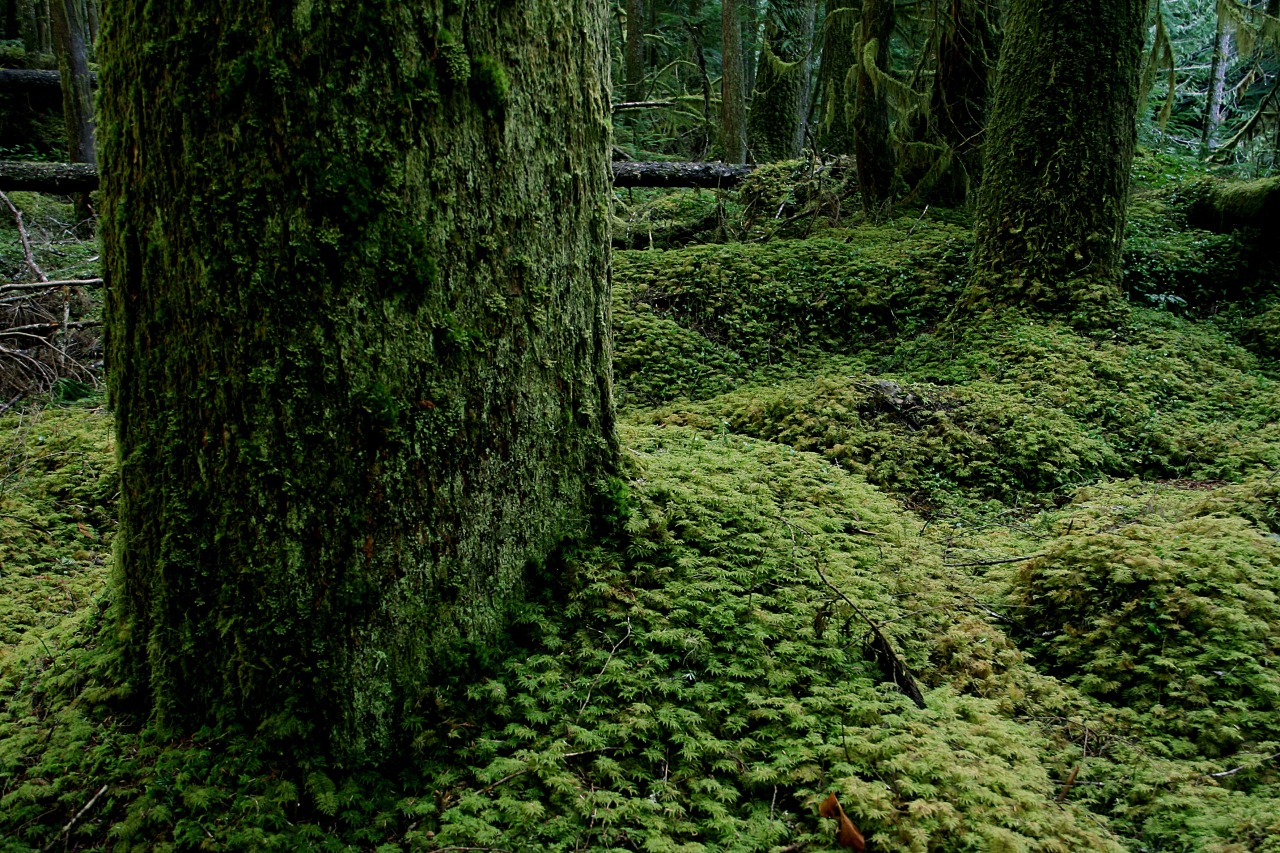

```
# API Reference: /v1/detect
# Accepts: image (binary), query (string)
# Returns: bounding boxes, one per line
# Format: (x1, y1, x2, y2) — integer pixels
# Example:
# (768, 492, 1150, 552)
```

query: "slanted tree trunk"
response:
(722, 0, 749, 161)
(965, 0, 1147, 321)
(853, 0, 895, 213)
(816, 0, 860, 156)
(99, 0, 618, 763)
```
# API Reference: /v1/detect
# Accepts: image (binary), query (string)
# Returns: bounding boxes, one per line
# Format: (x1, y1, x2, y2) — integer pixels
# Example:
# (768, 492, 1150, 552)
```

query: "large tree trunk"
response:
(721, 0, 749, 161)
(99, 0, 618, 763)
(853, 0, 895, 213)
(747, 0, 818, 162)
(965, 0, 1147, 320)
(816, 0, 859, 156)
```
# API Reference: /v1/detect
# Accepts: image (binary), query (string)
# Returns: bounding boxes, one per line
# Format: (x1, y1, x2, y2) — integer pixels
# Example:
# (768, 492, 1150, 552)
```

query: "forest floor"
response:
(2, 155, 1279, 851)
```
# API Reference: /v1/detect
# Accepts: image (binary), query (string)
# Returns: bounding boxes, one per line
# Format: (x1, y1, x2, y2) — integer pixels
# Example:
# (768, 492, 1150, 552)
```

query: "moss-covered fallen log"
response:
(0, 161, 98, 193)
(1185, 176, 1280, 232)
(611, 161, 756, 187)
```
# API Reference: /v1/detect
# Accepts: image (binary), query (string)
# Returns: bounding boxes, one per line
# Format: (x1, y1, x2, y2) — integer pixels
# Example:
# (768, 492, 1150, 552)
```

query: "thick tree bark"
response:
(816, 0, 859, 156)
(924, 0, 997, 205)
(747, 1, 817, 162)
(793, 0, 820, 155)
(966, 0, 1147, 320)
(99, 0, 618, 762)
(853, 0, 895, 213)
(721, 0, 749, 161)
(49, 0, 95, 164)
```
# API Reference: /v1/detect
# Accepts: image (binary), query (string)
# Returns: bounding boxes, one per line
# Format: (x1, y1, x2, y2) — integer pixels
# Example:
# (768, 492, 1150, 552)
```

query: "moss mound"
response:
(612, 218, 971, 407)
(2, 422, 1124, 851)
(1012, 480, 1280, 755)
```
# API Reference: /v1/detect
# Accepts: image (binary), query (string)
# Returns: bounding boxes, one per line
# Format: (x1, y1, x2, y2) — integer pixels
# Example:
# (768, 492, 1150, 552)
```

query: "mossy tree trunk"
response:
(816, 0, 860, 156)
(965, 0, 1147, 320)
(99, 0, 618, 763)
(853, 0, 895, 213)
(49, 0, 94, 221)
(1199, 12, 1230, 159)
(923, 0, 996, 205)
(747, 0, 817, 162)
(721, 0, 749, 161)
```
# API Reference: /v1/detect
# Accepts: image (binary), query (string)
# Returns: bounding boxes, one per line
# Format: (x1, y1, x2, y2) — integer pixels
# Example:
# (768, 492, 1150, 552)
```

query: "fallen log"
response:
(612, 161, 756, 188)
(1185, 176, 1280, 233)
(0, 162, 98, 193)
(0, 68, 97, 93)
(0, 160, 760, 193)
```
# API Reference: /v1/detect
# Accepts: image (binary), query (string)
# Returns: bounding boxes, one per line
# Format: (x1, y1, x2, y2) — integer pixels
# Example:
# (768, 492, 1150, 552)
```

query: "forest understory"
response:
(2, 155, 1280, 851)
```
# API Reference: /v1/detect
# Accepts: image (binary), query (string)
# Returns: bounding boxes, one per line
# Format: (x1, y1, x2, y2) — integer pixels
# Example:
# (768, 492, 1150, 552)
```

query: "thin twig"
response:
(0, 189, 49, 283)
(576, 620, 632, 723)
(44, 783, 108, 852)
(943, 553, 1042, 568)
(1206, 751, 1280, 779)
(905, 204, 930, 238)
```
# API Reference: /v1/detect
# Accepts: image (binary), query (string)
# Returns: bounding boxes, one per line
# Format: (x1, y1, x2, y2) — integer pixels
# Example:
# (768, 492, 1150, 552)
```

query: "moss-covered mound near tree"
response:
(612, 218, 972, 407)
(644, 309, 1280, 512)
(2, 417, 1126, 851)
(1012, 480, 1280, 756)
(612, 196, 1276, 410)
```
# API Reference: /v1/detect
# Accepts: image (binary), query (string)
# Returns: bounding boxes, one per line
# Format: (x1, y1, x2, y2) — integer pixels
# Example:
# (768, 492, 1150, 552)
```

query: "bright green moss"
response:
(1011, 482, 1280, 755)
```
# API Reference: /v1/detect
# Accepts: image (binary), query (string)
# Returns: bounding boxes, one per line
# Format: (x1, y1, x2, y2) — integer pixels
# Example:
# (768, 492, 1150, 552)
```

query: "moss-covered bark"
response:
(965, 0, 1148, 319)
(99, 0, 617, 763)
(746, 2, 815, 162)
(816, 0, 859, 156)
(721, 0, 748, 161)
(49, 0, 94, 165)
(853, 0, 895, 213)
(923, 0, 996, 205)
